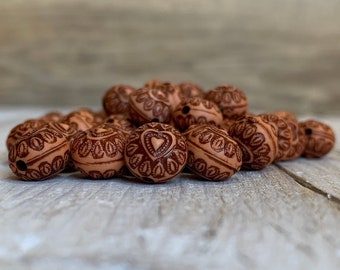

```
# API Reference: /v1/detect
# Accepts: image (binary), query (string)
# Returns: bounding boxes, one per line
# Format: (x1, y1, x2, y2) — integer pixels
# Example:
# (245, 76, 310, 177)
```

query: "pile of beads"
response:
(7, 80, 336, 183)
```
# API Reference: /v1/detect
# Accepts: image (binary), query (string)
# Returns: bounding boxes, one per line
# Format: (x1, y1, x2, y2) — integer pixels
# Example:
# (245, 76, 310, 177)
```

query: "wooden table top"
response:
(0, 107, 339, 270)
(1, 1, 340, 269)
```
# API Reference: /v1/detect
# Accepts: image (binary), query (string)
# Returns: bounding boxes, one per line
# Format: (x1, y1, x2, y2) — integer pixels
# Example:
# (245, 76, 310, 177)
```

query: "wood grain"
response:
(0, 108, 340, 269)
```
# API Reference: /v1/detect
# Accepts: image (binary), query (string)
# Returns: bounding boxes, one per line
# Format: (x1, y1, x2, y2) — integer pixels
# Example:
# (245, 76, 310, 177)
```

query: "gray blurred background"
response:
(1, 0, 340, 115)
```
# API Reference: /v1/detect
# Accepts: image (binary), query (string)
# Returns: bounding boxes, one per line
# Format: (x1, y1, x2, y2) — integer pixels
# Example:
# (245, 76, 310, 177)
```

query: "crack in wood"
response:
(274, 163, 340, 205)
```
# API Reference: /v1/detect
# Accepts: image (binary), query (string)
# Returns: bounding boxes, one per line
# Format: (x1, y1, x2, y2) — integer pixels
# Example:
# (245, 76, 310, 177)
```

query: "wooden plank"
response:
(1, 167, 339, 269)
(1, 109, 340, 269)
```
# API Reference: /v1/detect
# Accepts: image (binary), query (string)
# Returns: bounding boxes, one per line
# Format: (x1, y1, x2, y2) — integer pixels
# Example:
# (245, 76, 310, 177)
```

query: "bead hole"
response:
(305, 128, 312, 136)
(107, 119, 114, 123)
(151, 118, 159, 122)
(182, 106, 190, 114)
(16, 160, 27, 171)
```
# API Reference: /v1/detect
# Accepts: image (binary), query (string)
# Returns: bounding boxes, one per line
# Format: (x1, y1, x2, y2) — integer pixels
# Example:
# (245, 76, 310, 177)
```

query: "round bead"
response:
(144, 80, 183, 111)
(157, 82, 183, 111)
(61, 108, 96, 131)
(39, 111, 64, 122)
(205, 84, 248, 120)
(259, 113, 293, 161)
(299, 120, 335, 158)
(184, 124, 242, 181)
(179, 82, 204, 98)
(128, 87, 172, 126)
(172, 97, 224, 132)
(44, 121, 78, 172)
(102, 114, 135, 134)
(47, 121, 78, 140)
(274, 111, 306, 160)
(8, 125, 70, 181)
(70, 124, 127, 179)
(144, 79, 164, 88)
(124, 122, 187, 183)
(102, 84, 135, 115)
(228, 115, 278, 170)
(6, 118, 46, 151)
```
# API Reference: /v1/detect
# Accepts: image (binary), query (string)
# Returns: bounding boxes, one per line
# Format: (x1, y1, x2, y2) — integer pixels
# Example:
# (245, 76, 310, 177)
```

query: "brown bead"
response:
(8, 125, 70, 181)
(299, 120, 335, 158)
(144, 79, 164, 88)
(273, 111, 306, 160)
(128, 87, 172, 126)
(93, 110, 107, 124)
(172, 97, 224, 132)
(205, 84, 248, 120)
(221, 118, 237, 132)
(102, 114, 135, 134)
(124, 122, 187, 183)
(144, 80, 183, 110)
(183, 124, 242, 181)
(102, 84, 135, 115)
(6, 118, 46, 151)
(61, 108, 96, 131)
(259, 113, 293, 161)
(39, 111, 64, 122)
(179, 82, 204, 98)
(70, 124, 127, 179)
(157, 82, 183, 111)
(43, 121, 79, 172)
(46, 121, 78, 140)
(228, 115, 278, 170)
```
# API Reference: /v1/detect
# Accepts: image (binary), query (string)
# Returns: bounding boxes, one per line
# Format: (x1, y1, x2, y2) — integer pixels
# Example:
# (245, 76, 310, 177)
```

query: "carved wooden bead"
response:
(144, 79, 164, 88)
(61, 108, 96, 131)
(228, 115, 278, 170)
(6, 118, 46, 151)
(70, 124, 127, 179)
(128, 87, 172, 126)
(144, 80, 183, 110)
(124, 122, 187, 183)
(172, 97, 224, 132)
(45, 121, 78, 172)
(8, 125, 70, 181)
(103, 114, 135, 134)
(47, 121, 78, 141)
(179, 82, 204, 98)
(103, 84, 135, 115)
(205, 84, 248, 120)
(299, 120, 335, 158)
(184, 124, 242, 181)
(274, 111, 306, 160)
(259, 113, 293, 161)
(39, 111, 64, 122)
(159, 82, 184, 110)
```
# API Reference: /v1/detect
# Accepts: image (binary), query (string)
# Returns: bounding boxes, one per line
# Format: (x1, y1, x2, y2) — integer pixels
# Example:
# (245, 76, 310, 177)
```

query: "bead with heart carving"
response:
(124, 122, 187, 183)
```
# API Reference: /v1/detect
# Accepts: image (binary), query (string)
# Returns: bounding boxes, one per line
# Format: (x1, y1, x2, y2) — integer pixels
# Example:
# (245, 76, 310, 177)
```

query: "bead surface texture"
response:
(228, 115, 278, 170)
(124, 122, 187, 183)
(8, 125, 70, 181)
(172, 97, 224, 132)
(299, 119, 335, 158)
(70, 124, 127, 179)
(184, 124, 242, 181)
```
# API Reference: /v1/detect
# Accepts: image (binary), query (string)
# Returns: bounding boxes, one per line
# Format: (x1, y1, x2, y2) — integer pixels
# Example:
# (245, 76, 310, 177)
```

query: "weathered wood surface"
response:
(0, 108, 339, 270)
(1, 0, 340, 115)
